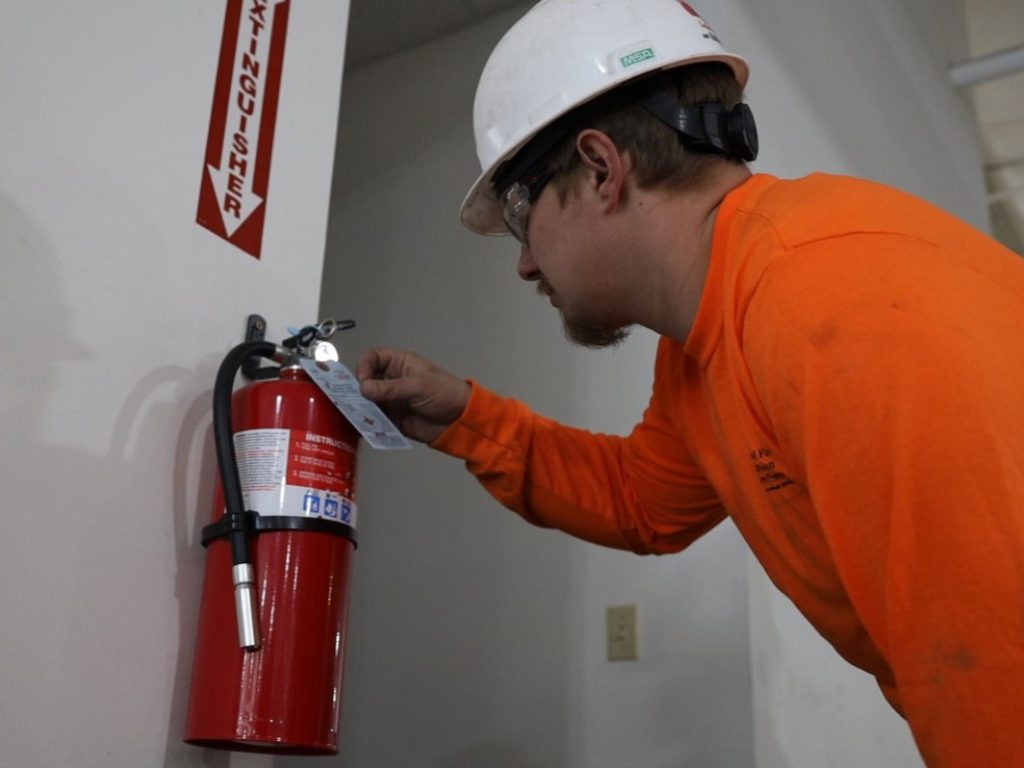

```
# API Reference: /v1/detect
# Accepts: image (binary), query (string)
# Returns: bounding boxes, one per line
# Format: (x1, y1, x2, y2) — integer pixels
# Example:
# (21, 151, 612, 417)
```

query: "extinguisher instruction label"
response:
(234, 427, 357, 528)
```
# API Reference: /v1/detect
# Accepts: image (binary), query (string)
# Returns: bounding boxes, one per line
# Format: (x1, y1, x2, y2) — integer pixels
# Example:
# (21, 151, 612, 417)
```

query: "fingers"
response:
(357, 346, 430, 404)
(356, 346, 404, 383)
(359, 373, 423, 404)
(355, 346, 471, 442)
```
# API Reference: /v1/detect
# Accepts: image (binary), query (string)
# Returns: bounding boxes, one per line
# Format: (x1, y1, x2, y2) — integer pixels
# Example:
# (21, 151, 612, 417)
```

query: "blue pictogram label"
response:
(323, 497, 339, 519)
(303, 489, 320, 516)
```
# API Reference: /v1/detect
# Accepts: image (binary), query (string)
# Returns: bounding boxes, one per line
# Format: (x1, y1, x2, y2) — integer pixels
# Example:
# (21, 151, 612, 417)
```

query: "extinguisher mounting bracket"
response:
(201, 511, 256, 547)
(201, 510, 358, 548)
(242, 314, 280, 381)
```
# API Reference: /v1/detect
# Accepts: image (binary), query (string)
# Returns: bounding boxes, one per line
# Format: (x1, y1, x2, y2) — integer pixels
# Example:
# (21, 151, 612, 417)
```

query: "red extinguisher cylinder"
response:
(184, 366, 360, 754)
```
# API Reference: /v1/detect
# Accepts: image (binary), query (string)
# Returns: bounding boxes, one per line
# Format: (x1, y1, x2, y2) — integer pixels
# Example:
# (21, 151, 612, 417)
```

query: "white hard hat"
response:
(460, 0, 750, 235)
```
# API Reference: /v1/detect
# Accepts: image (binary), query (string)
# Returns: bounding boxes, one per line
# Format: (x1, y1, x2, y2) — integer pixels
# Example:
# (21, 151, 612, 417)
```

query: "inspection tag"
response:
(300, 358, 412, 450)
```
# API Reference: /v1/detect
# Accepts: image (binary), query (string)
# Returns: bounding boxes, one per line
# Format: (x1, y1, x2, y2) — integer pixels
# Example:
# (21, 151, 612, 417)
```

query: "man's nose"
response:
(517, 246, 540, 281)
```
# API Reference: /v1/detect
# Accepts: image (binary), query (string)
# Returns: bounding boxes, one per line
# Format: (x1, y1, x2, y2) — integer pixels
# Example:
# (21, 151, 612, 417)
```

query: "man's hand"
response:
(357, 347, 471, 444)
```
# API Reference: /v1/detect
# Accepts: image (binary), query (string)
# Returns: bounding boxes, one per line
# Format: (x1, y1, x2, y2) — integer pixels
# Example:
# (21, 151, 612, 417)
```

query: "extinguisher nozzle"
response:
(232, 563, 261, 650)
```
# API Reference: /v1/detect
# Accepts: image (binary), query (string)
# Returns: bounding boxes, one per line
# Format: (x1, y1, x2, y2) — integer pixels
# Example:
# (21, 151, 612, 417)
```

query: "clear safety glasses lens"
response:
(500, 170, 554, 247)
(501, 182, 532, 246)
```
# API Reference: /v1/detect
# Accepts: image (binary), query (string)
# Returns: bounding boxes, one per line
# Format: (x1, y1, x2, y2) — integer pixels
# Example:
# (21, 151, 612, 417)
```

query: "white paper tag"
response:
(300, 358, 412, 450)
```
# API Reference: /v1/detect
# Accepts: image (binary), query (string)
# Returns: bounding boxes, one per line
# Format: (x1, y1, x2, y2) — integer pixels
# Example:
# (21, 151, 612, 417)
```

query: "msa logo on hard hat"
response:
(620, 48, 657, 68)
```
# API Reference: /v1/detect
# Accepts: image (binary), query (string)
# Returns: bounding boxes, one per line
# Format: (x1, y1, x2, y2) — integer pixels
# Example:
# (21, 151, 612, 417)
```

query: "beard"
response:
(537, 280, 631, 349)
(562, 314, 632, 349)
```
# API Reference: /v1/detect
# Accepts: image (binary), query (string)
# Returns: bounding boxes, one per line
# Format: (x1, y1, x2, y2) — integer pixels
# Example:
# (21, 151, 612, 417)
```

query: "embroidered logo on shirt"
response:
(750, 447, 793, 492)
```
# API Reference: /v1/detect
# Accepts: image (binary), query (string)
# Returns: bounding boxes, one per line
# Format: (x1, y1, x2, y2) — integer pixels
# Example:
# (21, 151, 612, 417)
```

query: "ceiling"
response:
(344, 0, 525, 70)
(343, 0, 1023, 253)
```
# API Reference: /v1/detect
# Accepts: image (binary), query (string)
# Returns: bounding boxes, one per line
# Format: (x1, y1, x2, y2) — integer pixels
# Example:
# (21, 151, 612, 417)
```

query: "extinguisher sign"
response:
(196, 0, 291, 258)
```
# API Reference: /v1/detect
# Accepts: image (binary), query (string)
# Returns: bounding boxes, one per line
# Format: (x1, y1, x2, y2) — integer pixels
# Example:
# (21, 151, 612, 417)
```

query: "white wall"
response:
(0, 2, 349, 766)
(324, 1, 990, 767)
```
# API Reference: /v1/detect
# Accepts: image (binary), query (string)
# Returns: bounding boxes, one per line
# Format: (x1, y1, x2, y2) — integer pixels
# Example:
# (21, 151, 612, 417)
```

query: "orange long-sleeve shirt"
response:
(433, 173, 1024, 766)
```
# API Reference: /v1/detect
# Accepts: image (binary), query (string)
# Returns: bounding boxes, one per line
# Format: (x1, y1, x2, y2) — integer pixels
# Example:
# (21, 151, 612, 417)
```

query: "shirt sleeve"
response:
(746, 234, 1024, 766)
(430, 368, 725, 554)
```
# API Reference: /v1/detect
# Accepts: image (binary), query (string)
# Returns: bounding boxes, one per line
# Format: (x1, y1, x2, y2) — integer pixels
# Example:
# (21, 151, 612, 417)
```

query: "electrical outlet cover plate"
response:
(606, 604, 638, 661)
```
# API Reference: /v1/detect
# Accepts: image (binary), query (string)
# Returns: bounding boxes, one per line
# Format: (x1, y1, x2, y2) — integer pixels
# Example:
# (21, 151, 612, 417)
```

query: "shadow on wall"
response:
(102, 337, 230, 766)
(110, 361, 228, 768)
(0, 193, 86, 759)
(149, 360, 228, 768)
(0, 192, 232, 766)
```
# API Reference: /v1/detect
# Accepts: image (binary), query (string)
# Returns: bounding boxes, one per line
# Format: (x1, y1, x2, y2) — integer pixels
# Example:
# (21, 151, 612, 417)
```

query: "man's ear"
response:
(575, 129, 627, 212)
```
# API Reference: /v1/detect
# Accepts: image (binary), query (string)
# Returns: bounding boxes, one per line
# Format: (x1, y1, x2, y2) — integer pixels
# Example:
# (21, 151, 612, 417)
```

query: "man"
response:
(357, 0, 1024, 765)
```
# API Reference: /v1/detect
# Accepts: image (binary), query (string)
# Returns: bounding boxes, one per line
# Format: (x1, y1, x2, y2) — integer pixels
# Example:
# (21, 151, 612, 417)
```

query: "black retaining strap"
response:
(202, 511, 358, 548)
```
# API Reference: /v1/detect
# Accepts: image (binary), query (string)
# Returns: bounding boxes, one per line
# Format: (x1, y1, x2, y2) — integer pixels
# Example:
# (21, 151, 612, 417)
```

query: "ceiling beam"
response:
(950, 42, 1024, 88)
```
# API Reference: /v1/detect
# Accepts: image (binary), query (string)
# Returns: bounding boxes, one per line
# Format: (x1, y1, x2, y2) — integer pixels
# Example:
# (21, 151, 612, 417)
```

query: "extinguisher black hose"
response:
(213, 340, 280, 566)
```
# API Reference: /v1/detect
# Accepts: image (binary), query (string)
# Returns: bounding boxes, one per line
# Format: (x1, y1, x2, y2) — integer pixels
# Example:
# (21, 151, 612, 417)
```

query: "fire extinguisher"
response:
(184, 319, 360, 755)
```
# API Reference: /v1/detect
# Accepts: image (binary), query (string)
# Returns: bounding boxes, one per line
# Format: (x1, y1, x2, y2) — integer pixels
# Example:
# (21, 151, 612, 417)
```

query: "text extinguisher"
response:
(184, 319, 360, 754)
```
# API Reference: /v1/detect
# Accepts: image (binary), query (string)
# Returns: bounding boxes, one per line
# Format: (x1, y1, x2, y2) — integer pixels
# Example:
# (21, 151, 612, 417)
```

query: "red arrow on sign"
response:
(197, 0, 291, 258)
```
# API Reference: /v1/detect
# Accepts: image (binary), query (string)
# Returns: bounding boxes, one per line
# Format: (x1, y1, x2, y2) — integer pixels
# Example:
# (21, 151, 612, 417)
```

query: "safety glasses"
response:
(500, 168, 555, 247)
